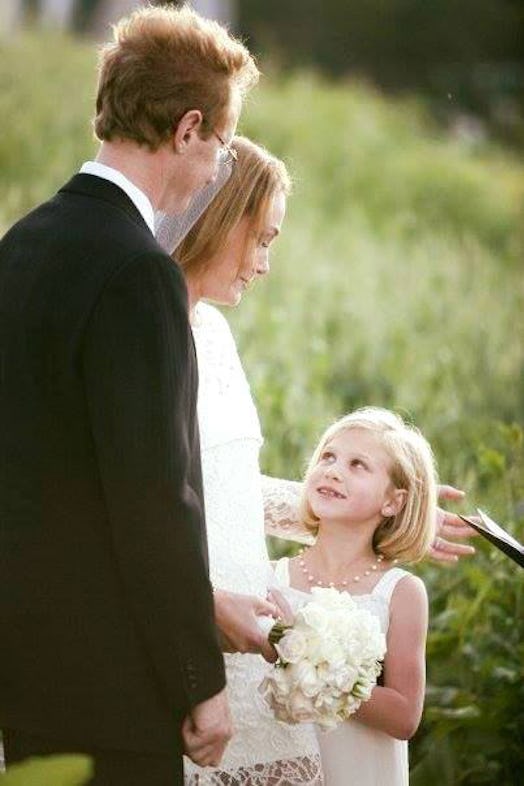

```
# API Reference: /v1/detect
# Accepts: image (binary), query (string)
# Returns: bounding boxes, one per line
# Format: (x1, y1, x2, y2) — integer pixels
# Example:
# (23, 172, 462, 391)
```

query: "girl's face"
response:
(306, 428, 405, 529)
(197, 189, 287, 306)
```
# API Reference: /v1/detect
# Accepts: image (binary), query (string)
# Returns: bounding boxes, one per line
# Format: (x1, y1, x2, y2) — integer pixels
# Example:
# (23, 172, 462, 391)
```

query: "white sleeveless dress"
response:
(273, 558, 410, 786)
(184, 303, 323, 785)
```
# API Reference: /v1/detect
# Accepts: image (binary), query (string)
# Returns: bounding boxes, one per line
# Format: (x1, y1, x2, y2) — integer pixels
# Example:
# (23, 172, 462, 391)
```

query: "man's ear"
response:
(381, 488, 408, 518)
(172, 109, 204, 153)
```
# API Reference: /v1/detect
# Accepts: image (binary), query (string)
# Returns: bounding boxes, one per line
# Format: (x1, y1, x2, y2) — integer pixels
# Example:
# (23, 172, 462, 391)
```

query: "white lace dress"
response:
(184, 303, 323, 785)
(273, 559, 410, 786)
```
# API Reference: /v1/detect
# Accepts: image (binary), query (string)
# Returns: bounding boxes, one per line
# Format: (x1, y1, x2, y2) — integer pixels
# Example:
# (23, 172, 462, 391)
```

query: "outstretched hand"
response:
(428, 484, 478, 563)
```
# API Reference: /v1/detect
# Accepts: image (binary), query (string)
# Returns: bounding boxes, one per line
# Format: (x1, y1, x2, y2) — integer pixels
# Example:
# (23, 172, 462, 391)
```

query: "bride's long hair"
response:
(174, 135, 291, 277)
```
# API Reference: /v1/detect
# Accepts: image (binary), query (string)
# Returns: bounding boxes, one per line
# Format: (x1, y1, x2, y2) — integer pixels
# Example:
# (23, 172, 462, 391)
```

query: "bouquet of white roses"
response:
(259, 587, 387, 730)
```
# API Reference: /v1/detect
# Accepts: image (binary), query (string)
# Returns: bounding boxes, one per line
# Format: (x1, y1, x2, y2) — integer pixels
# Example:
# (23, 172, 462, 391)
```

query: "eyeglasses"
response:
(213, 129, 238, 166)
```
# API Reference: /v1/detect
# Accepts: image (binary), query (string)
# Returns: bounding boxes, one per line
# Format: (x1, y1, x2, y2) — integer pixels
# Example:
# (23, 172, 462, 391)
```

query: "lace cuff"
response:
(262, 475, 315, 545)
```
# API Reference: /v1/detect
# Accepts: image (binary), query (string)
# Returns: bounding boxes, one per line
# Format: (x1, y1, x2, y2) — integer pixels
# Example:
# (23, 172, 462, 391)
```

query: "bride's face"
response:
(198, 189, 287, 307)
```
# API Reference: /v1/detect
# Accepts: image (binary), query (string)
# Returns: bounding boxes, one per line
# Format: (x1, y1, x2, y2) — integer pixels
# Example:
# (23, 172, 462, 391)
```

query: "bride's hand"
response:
(429, 484, 478, 563)
(213, 590, 279, 662)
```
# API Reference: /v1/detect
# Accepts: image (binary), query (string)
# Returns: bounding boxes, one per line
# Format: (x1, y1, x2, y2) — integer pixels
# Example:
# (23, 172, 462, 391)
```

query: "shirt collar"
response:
(80, 161, 155, 236)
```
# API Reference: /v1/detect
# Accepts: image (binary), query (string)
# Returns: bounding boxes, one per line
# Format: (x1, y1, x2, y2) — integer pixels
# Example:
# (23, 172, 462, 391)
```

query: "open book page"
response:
(460, 509, 524, 567)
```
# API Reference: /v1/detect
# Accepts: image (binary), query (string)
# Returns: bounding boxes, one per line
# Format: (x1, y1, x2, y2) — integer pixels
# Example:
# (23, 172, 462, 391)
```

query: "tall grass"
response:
(1, 35, 523, 785)
(240, 73, 524, 786)
(236, 74, 523, 506)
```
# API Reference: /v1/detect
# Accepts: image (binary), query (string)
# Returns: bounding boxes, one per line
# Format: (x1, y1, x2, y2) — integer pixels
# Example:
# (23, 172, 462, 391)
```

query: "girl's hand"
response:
(429, 484, 478, 562)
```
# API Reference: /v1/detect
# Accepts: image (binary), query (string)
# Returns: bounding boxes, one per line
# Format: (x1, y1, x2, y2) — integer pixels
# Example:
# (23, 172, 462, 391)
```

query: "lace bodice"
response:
(194, 303, 263, 453)
(192, 303, 269, 598)
(194, 305, 313, 547)
(185, 304, 322, 785)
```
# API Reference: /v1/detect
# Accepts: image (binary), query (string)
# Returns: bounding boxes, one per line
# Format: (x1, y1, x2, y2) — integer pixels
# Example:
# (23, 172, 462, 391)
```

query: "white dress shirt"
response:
(80, 161, 155, 236)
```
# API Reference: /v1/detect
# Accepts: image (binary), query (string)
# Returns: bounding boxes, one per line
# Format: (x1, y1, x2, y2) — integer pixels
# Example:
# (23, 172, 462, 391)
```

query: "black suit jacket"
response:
(0, 174, 225, 753)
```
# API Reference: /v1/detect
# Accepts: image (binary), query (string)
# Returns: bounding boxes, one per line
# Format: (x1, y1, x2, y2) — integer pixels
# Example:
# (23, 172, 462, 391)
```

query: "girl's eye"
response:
(320, 451, 334, 461)
(350, 459, 367, 469)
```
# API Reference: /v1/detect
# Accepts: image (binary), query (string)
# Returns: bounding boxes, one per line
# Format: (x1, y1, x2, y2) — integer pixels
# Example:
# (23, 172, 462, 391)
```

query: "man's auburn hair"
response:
(94, 4, 259, 151)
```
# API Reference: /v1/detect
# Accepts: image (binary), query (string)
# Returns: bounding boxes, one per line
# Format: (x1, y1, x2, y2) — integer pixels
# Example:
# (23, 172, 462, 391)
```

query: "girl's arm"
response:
(352, 574, 428, 740)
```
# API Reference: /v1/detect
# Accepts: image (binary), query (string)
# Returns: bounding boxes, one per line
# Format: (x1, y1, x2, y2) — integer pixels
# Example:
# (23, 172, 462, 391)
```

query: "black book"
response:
(459, 509, 524, 568)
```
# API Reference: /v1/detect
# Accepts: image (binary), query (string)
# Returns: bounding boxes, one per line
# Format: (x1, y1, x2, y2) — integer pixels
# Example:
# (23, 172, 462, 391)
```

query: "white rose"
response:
(350, 614, 386, 660)
(289, 660, 323, 697)
(315, 691, 344, 717)
(269, 666, 292, 697)
(342, 694, 362, 718)
(302, 632, 329, 666)
(275, 629, 308, 664)
(316, 711, 339, 731)
(316, 636, 346, 667)
(329, 609, 354, 638)
(311, 586, 357, 613)
(287, 689, 316, 722)
(332, 664, 359, 693)
(298, 602, 330, 636)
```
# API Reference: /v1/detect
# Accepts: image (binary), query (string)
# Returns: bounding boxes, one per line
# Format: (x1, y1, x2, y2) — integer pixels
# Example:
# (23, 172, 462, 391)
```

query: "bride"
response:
(174, 136, 322, 784)
(160, 136, 475, 784)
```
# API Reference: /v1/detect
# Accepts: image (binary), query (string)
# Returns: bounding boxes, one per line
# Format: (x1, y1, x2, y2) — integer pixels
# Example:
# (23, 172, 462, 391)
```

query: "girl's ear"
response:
(381, 488, 407, 518)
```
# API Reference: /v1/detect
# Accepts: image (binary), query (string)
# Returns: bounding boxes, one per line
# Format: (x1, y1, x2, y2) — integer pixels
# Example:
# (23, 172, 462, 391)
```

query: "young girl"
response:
(273, 406, 438, 785)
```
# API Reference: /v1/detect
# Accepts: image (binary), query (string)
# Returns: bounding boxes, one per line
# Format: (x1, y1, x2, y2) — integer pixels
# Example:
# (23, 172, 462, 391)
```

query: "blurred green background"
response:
(1, 3, 523, 784)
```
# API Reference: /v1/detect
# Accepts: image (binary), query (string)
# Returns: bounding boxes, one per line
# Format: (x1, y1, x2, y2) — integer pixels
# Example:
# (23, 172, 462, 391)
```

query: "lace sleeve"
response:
(261, 475, 315, 544)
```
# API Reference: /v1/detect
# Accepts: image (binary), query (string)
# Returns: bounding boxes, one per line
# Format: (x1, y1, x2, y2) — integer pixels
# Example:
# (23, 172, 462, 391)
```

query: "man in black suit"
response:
(0, 6, 260, 783)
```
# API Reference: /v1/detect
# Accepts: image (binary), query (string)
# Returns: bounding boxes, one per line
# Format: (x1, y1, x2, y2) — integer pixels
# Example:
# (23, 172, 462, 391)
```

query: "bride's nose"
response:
(255, 258, 270, 276)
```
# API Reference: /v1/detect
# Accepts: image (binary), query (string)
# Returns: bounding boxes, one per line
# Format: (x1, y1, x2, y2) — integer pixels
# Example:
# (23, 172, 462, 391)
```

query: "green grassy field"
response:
(1, 33, 523, 785)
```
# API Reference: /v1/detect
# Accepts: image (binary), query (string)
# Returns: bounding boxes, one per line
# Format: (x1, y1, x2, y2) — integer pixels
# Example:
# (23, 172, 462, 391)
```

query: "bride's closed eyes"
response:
(257, 229, 279, 248)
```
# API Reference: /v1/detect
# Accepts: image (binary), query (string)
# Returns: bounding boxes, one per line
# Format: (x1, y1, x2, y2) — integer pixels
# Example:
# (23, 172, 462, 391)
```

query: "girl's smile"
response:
(315, 485, 347, 500)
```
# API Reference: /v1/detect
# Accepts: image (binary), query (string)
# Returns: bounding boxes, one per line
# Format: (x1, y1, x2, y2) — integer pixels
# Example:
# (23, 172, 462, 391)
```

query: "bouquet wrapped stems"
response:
(268, 620, 291, 647)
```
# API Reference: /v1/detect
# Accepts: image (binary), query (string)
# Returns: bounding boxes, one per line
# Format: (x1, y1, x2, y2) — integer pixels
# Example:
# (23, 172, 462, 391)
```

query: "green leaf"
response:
(0, 755, 93, 786)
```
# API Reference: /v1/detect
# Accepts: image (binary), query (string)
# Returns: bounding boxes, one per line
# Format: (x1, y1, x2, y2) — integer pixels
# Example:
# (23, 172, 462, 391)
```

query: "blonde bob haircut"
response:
(94, 4, 259, 150)
(175, 135, 291, 278)
(298, 407, 438, 563)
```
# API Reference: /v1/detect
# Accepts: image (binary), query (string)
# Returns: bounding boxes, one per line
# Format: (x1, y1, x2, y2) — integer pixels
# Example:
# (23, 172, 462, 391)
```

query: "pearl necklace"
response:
(298, 548, 387, 589)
